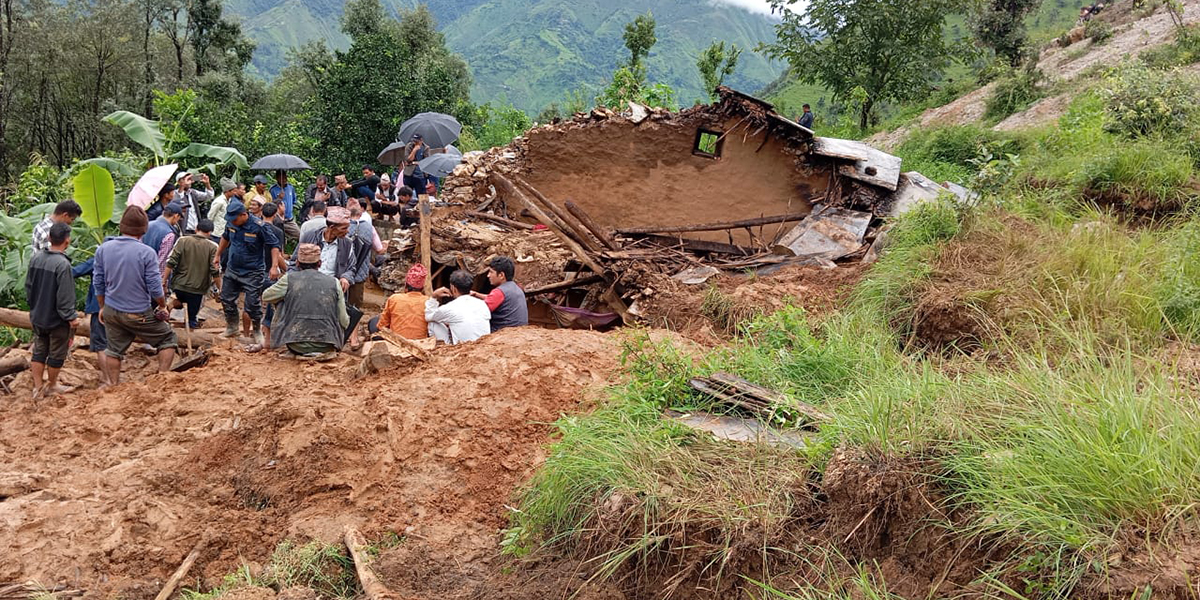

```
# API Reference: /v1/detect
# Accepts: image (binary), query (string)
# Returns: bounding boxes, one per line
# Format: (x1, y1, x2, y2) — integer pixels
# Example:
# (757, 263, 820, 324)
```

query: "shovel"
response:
(170, 319, 210, 372)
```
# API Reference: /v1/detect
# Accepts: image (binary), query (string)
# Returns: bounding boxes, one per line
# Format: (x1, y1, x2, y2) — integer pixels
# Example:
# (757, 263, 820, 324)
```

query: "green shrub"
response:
(1078, 138, 1193, 208)
(1084, 19, 1113, 44)
(895, 125, 1020, 184)
(1099, 64, 1200, 139)
(984, 67, 1045, 121)
(1140, 25, 1200, 69)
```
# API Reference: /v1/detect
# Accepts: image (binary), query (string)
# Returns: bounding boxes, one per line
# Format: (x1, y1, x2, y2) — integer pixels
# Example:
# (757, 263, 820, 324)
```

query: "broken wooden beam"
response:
(615, 213, 809, 236)
(691, 372, 831, 426)
(565, 200, 619, 250)
(154, 537, 207, 600)
(374, 327, 431, 361)
(632, 234, 755, 255)
(524, 274, 606, 297)
(345, 527, 400, 600)
(515, 178, 603, 252)
(419, 195, 433, 295)
(465, 210, 535, 231)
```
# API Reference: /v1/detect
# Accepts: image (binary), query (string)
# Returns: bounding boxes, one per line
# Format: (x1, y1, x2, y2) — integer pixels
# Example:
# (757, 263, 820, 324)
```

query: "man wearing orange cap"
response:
(263, 242, 349, 358)
(369, 264, 428, 339)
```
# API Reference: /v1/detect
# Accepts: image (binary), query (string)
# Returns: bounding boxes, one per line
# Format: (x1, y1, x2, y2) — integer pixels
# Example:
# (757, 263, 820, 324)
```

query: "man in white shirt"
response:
(425, 269, 490, 344)
(300, 200, 328, 239)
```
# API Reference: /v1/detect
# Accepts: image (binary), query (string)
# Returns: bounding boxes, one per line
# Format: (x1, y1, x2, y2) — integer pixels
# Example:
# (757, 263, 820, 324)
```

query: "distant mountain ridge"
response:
(227, 0, 783, 112)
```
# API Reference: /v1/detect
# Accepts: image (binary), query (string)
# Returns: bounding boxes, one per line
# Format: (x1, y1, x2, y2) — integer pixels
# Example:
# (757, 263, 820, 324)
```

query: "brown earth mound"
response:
(0, 327, 622, 597)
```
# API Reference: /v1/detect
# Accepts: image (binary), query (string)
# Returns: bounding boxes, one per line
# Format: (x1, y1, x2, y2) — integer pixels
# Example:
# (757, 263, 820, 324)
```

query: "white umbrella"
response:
(127, 163, 178, 210)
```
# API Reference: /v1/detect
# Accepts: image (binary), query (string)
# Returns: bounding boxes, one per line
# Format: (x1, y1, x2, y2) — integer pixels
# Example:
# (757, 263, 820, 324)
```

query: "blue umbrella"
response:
(397, 113, 462, 148)
(418, 146, 463, 178)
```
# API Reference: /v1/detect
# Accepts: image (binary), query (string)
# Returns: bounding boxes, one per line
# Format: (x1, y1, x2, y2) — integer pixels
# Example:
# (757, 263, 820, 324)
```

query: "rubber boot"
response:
(221, 322, 239, 338)
(251, 322, 264, 345)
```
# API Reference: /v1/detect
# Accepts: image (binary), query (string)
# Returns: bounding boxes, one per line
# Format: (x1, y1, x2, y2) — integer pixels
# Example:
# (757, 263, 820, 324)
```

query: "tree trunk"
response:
(858, 98, 873, 132)
(143, 1, 153, 116)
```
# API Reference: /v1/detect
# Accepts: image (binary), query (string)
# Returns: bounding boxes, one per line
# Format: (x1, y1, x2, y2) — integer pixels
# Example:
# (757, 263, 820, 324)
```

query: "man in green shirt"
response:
(163, 219, 220, 329)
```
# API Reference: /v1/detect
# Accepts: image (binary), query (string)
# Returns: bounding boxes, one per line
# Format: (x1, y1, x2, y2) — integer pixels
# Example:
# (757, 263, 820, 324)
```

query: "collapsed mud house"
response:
(380, 87, 972, 329)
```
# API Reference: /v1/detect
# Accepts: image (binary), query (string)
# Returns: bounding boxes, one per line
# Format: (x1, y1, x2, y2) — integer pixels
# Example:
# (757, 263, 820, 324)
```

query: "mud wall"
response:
(521, 115, 829, 244)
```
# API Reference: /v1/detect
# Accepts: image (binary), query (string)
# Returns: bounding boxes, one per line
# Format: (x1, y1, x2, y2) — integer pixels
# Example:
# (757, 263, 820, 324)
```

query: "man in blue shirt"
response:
(269, 170, 297, 221)
(214, 201, 283, 344)
(72, 236, 118, 387)
(94, 206, 178, 384)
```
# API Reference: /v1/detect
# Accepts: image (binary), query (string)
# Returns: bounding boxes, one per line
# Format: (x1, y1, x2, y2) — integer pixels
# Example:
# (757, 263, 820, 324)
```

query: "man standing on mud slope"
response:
(25, 222, 79, 399)
(94, 206, 178, 384)
(214, 201, 282, 344)
(262, 243, 349, 359)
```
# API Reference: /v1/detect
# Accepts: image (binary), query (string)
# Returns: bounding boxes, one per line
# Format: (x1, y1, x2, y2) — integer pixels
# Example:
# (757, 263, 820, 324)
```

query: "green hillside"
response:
(765, 0, 1088, 122)
(228, 0, 783, 112)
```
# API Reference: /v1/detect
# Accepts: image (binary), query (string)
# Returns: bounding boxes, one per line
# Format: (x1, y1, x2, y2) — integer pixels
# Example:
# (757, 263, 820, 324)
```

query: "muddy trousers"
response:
(221, 271, 265, 326)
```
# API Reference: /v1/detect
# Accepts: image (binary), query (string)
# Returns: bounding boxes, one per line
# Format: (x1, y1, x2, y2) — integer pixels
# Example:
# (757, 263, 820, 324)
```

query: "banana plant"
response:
(101, 110, 248, 178)
(72, 163, 115, 229)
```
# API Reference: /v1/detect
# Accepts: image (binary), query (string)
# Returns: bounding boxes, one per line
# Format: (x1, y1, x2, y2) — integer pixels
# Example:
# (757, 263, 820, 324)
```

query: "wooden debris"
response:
(345, 527, 400, 600)
(374, 328, 432, 361)
(419, 195, 433, 295)
(615, 212, 809, 236)
(565, 200, 619, 250)
(0, 308, 218, 347)
(689, 372, 830, 427)
(524, 274, 605, 296)
(515, 177, 602, 252)
(465, 210, 534, 230)
(634, 233, 755, 256)
(153, 537, 207, 600)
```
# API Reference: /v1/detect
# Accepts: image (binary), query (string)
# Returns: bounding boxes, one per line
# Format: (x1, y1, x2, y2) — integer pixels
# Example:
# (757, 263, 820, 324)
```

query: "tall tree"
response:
(160, 0, 190, 82)
(622, 11, 656, 72)
(187, 0, 252, 78)
(971, 0, 1043, 66)
(764, 0, 959, 130)
(340, 0, 389, 39)
(697, 41, 741, 101)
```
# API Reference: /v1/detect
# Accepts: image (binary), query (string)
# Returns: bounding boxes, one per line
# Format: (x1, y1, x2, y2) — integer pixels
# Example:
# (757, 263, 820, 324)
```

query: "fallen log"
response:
(565, 200, 619, 251)
(345, 527, 399, 600)
(616, 213, 809, 236)
(0, 307, 218, 347)
(154, 537, 207, 600)
(0, 356, 29, 378)
(465, 210, 535, 230)
(524, 274, 605, 297)
(634, 234, 755, 255)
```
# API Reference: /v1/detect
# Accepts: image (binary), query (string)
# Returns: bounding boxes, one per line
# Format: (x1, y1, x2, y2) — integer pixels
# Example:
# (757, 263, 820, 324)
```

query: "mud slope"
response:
(0, 328, 621, 597)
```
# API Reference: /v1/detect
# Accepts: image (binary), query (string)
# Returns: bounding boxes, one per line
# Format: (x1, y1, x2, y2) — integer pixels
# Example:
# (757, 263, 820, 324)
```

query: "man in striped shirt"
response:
(31, 200, 82, 252)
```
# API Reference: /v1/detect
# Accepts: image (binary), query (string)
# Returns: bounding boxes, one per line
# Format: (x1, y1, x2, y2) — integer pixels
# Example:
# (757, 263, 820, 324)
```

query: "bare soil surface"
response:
(0, 327, 623, 598)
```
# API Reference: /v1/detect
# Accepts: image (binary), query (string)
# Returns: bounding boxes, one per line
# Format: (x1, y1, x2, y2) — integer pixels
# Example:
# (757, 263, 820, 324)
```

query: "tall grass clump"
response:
(894, 125, 1018, 184)
(984, 66, 1045, 122)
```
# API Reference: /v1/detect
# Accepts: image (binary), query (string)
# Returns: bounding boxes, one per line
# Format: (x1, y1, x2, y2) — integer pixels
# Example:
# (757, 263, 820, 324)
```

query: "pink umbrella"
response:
(127, 163, 178, 210)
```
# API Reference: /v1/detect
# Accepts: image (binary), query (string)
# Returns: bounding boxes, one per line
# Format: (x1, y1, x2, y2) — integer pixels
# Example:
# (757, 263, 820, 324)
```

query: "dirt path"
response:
(0, 327, 622, 598)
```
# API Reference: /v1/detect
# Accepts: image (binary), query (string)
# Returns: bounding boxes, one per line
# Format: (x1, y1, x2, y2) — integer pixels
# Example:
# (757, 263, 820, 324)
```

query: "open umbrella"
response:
(418, 145, 463, 178)
(251, 154, 311, 171)
(397, 113, 462, 148)
(127, 163, 178, 210)
(377, 141, 408, 166)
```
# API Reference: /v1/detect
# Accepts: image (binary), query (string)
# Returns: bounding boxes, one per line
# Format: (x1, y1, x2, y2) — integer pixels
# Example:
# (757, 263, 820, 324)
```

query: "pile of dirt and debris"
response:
(0, 327, 623, 598)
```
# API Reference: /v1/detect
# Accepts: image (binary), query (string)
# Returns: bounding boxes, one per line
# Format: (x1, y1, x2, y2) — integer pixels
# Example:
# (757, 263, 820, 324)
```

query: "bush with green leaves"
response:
(1140, 25, 1200, 69)
(894, 125, 1019, 184)
(1084, 19, 1114, 44)
(984, 66, 1045, 121)
(1099, 64, 1200, 139)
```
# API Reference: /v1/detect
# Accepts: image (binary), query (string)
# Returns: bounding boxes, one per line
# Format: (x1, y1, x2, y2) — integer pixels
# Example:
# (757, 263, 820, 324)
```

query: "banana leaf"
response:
(102, 110, 166, 158)
(170, 143, 249, 171)
(0, 213, 30, 241)
(19, 202, 56, 220)
(73, 164, 116, 229)
(56, 157, 138, 184)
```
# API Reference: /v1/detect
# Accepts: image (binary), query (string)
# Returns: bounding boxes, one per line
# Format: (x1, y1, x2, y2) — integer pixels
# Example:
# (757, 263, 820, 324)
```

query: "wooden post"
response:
(154, 538, 207, 600)
(345, 527, 398, 600)
(565, 200, 619, 251)
(419, 195, 433, 295)
(491, 173, 635, 323)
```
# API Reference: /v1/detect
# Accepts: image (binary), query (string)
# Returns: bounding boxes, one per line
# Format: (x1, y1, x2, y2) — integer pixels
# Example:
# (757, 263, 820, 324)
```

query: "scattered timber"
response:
(634, 234, 755, 256)
(153, 538, 207, 600)
(464, 210, 535, 230)
(374, 327, 432, 361)
(515, 177, 602, 252)
(689, 372, 830, 427)
(615, 212, 809, 236)
(345, 527, 400, 600)
(524, 274, 606, 296)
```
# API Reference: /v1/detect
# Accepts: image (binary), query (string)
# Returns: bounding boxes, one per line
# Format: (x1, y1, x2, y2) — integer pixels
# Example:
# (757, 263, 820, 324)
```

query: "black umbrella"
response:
(251, 154, 311, 171)
(397, 113, 462, 148)
(377, 141, 408, 166)
(418, 146, 463, 178)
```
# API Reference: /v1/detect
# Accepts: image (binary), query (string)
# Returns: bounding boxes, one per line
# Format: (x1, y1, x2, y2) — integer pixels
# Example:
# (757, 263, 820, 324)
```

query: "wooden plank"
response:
(634, 233, 755, 255)
(464, 210, 535, 230)
(374, 327, 431, 361)
(153, 538, 207, 600)
(710, 372, 831, 423)
(812, 137, 902, 191)
(345, 527, 401, 600)
(615, 213, 809, 236)
(492, 173, 635, 324)
(565, 200, 619, 250)
(524, 274, 605, 296)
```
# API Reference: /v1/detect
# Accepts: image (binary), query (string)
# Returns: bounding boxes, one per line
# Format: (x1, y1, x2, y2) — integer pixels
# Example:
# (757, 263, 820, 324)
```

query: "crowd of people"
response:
(22, 134, 528, 398)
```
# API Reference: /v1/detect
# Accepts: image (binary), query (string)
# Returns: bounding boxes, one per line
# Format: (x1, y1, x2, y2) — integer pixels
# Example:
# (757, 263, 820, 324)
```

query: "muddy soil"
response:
(0, 327, 622, 598)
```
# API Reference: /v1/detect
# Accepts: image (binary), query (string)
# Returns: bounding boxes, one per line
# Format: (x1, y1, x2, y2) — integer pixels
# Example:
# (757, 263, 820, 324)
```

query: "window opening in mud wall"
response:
(694, 129, 723, 158)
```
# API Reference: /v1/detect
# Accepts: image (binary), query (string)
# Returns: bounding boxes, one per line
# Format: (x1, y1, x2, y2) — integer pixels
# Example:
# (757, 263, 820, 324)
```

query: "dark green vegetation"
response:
(226, 0, 783, 111)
